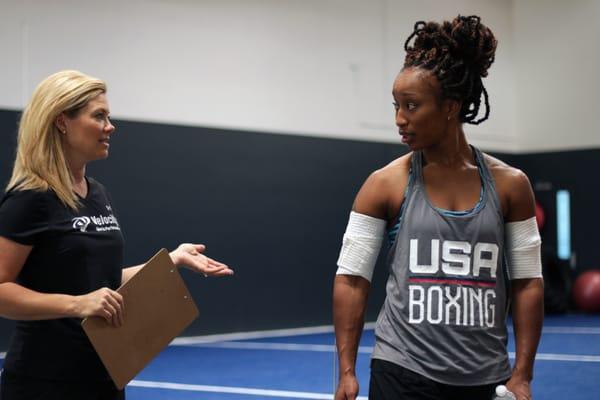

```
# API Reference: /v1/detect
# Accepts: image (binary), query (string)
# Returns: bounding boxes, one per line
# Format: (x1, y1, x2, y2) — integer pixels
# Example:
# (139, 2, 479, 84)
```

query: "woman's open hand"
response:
(169, 243, 234, 277)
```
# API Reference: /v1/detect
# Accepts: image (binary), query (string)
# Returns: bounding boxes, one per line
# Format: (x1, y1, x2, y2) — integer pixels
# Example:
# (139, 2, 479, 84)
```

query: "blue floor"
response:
(2, 314, 599, 399)
(129, 314, 600, 399)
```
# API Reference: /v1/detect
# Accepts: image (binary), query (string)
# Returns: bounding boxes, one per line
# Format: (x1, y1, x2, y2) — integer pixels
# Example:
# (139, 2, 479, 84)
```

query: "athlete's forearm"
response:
(510, 277, 544, 381)
(333, 274, 370, 377)
(0, 282, 77, 320)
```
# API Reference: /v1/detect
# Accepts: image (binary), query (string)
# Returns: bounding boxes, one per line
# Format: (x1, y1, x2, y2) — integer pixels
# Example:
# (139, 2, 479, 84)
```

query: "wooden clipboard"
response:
(82, 248, 199, 389)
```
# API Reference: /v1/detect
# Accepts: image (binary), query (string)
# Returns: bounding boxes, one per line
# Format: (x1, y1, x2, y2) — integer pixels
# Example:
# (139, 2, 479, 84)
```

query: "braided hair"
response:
(403, 15, 497, 125)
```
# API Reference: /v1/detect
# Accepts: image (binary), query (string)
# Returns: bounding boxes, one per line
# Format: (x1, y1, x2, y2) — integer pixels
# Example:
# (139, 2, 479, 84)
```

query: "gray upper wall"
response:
(0, 0, 598, 153)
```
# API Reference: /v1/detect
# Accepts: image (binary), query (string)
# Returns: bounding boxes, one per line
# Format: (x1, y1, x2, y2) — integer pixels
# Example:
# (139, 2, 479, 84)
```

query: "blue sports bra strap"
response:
(410, 151, 423, 187)
(472, 145, 504, 217)
(472, 146, 496, 190)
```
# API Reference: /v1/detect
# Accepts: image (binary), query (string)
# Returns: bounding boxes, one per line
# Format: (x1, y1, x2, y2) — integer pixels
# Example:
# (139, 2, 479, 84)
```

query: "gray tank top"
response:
(372, 147, 512, 385)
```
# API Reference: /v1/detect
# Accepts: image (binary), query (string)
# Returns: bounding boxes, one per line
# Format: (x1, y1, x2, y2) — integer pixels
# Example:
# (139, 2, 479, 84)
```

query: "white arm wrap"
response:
(505, 216, 543, 279)
(336, 211, 386, 282)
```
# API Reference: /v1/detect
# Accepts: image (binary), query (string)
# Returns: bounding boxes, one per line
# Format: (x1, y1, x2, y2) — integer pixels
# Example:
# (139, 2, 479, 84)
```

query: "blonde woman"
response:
(0, 70, 233, 399)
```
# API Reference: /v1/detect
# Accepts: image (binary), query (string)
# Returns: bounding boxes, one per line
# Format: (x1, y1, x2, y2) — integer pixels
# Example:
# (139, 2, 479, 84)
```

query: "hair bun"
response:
(450, 15, 497, 77)
(402, 15, 497, 125)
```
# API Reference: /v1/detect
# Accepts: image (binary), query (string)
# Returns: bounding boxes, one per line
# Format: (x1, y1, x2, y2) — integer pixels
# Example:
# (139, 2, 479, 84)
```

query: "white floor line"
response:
(172, 322, 598, 347)
(535, 326, 600, 335)
(2, 347, 598, 363)
(129, 380, 368, 399)
(529, 353, 600, 363)
(0, 323, 598, 363)
(171, 322, 376, 345)
(192, 342, 600, 363)
(187, 341, 374, 354)
(192, 342, 335, 352)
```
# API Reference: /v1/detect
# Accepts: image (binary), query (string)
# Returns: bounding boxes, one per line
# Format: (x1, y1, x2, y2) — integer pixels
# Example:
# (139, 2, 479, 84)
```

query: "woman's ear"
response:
(55, 113, 67, 134)
(444, 99, 462, 121)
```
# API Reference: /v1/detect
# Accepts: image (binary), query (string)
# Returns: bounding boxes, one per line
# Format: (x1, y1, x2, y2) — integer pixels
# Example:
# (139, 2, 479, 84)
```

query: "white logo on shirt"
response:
(409, 239, 499, 277)
(72, 217, 91, 232)
(406, 238, 500, 327)
(71, 213, 120, 233)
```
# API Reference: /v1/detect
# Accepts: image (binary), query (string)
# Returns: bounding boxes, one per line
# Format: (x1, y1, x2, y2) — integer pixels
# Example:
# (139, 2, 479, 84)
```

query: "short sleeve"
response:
(0, 189, 49, 245)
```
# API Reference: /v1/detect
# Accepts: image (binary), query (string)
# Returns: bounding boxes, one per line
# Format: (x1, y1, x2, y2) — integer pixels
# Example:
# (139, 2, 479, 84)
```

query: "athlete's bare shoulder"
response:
(481, 152, 529, 186)
(375, 152, 411, 181)
(353, 153, 412, 220)
(481, 152, 535, 221)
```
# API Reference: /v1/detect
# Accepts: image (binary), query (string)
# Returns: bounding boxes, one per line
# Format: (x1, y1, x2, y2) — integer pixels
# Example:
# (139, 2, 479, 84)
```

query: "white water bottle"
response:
(493, 385, 516, 400)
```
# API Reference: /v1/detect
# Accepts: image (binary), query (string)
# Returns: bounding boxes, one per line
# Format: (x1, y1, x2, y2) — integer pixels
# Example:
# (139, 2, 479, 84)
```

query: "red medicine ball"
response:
(572, 270, 600, 313)
(535, 201, 545, 231)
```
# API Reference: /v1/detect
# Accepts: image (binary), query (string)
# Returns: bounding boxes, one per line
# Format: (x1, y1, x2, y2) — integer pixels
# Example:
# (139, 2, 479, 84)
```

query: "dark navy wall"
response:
(0, 110, 402, 348)
(0, 110, 20, 349)
(84, 118, 403, 337)
(0, 109, 598, 350)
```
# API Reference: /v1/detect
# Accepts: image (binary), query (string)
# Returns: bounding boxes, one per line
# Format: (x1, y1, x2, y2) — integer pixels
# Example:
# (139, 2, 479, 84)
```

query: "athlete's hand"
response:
(74, 287, 124, 327)
(335, 375, 359, 400)
(170, 243, 234, 277)
(506, 376, 532, 400)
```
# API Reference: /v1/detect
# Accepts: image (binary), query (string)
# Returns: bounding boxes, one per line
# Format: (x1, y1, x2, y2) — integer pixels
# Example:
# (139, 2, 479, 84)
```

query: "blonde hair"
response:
(7, 70, 106, 209)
